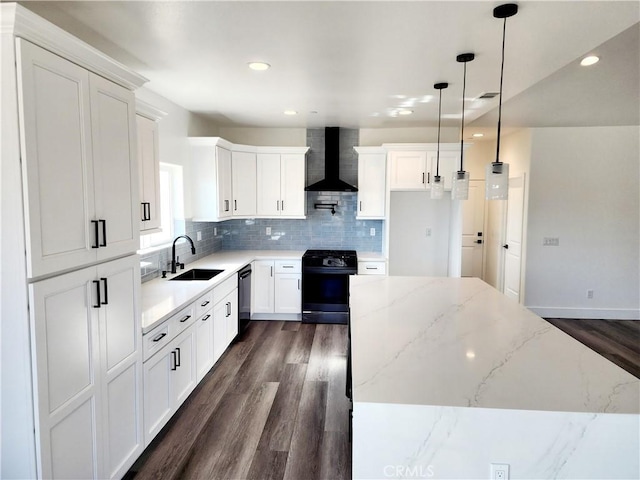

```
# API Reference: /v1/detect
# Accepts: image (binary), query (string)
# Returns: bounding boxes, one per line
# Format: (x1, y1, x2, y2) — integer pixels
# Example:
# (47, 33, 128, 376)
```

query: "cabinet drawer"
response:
(275, 260, 301, 274)
(143, 322, 171, 362)
(195, 290, 214, 318)
(215, 275, 237, 301)
(358, 261, 387, 275)
(171, 304, 196, 337)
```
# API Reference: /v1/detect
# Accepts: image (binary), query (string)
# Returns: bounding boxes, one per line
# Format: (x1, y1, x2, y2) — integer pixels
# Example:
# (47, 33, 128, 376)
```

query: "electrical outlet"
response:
(490, 463, 509, 480)
(370, 228, 376, 236)
(266, 227, 272, 235)
(587, 289, 594, 299)
(196, 231, 202, 241)
(426, 227, 432, 237)
(543, 237, 560, 246)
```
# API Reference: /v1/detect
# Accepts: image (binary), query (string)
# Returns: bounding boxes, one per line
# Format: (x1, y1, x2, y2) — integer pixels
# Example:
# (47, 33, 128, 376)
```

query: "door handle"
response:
(92, 280, 101, 308)
(175, 347, 181, 367)
(100, 278, 108, 305)
(99, 219, 107, 247)
(92, 220, 99, 248)
(171, 350, 177, 371)
(503, 244, 509, 249)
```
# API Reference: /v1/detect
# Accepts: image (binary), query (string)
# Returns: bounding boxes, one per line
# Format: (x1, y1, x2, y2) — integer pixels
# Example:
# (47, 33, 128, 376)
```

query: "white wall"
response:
(389, 192, 451, 276)
(360, 126, 459, 146)
(525, 126, 639, 319)
(218, 127, 306, 146)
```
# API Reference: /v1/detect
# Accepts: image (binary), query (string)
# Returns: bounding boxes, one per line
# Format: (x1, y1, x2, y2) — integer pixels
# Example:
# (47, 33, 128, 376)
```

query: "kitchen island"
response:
(349, 276, 639, 479)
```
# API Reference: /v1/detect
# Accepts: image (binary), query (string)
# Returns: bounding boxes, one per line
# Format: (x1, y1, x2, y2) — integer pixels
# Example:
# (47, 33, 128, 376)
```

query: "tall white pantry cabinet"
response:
(1, 4, 148, 479)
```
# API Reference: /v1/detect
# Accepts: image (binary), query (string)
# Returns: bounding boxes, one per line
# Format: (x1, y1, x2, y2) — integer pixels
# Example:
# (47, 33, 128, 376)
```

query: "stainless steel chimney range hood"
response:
(305, 127, 358, 192)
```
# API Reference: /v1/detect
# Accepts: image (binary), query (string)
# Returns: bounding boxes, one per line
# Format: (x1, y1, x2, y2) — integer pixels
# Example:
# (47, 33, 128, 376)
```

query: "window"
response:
(139, 162, 185, 251)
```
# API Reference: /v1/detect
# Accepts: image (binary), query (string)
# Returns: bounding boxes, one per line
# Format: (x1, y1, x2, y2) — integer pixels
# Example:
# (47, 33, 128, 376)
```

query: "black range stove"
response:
(302, 249, 357, 324)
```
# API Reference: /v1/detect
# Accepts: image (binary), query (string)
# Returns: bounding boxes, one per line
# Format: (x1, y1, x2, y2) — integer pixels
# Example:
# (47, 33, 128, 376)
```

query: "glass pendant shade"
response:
(431, 175, 445, 199)
(451, 171, 470, 200)
(485, 162, 509, 200)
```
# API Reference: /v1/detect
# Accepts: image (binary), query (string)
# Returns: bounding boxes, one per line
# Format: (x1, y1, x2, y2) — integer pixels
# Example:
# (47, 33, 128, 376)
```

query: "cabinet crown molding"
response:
(381, 142, 472, 151)
(1, 3, 147, 90)
(188, 137, 309, 155)
(136, 99, 168, 121)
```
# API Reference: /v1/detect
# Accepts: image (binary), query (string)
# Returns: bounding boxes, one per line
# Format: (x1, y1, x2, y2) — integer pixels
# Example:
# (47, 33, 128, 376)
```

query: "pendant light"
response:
(486, 3, 518, 200)
(451, 53, 474, 201)
(431, 82, 448, 200)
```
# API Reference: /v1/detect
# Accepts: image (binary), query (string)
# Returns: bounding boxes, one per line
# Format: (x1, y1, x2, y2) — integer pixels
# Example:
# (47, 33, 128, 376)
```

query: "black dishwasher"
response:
(238, 264, 252, 335)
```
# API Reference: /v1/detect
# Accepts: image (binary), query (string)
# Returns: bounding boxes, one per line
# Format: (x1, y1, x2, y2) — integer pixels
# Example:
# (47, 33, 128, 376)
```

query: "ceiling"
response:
(17, 1, 640, 131)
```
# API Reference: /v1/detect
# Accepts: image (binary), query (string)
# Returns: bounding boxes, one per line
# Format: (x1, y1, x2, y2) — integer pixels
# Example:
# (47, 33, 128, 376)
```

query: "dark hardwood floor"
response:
(545, 318, 640, 378)
(126, 321, 351, 480)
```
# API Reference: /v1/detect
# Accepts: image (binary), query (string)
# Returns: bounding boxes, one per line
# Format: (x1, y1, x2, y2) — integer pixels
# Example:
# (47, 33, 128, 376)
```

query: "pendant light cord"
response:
(495, 16, 507, 165)
(436, 88, 443, 177)
(459, 61, 467, 172)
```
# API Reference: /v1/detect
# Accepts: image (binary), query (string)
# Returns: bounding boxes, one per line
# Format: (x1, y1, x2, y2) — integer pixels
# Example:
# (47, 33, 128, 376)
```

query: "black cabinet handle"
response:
(100, 278, 108, 305)
(92, 220, 99, 248)
(366, 266, 378, 270)
(234, 200, 237, 211)
(171, 350, 177, 370)
(428, 172, 430, 183)
(175, 347, 181, 367)
(281, 200, 284, 211)
(147, 203, 152, 221)
(92, 280, 101, 308)
(202, 314, 211, 322)
(152, 332, 166, 342)
(270, 266, 273, 277)
(224, 200, 229, 212)
(141, 202, 151, 221)
(283, 265, 294, 269)
(503, 244, 509, 249)
(359, 201, 362, 211)
(226, 302, 231, 317)
(298, 279, 300, 290)
(422, 172, 425, 184)
(476, 240, 483, 244)
(180, 315, 191, 323)
(99, 219, 107, 247)
(276, 200, 279, 211)
(201, 300, 210, 307)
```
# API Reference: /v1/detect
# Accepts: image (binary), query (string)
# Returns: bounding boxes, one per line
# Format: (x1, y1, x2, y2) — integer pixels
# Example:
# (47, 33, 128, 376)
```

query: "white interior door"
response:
(503, 175, 526, 301)
(461, 180, 485, 278)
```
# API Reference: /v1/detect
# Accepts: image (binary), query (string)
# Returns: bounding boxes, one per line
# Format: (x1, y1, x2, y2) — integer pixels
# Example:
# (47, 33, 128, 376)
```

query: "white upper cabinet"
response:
(386, 144, 466, 192)
(190, 138, 234, 221)
(136, 102, 166, 234)
(231, 150, 257, 217)
(354, 147, 386, 219)
(256, 151, 307, 218)
(89, 74, 139, 261)
(17, 39, 139, 278)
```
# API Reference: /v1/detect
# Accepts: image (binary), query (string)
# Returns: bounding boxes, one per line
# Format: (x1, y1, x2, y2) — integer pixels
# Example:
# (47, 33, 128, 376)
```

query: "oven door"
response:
(302, 271, 351, 312)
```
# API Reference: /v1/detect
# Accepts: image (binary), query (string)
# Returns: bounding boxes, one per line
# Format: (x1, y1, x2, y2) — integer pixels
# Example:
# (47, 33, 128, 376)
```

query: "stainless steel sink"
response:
(170, 268, 224, 281)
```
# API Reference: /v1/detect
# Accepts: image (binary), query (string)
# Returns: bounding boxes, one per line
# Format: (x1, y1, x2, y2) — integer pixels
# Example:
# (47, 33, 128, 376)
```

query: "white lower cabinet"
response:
(28, 255, 142, 480)
(143, 326, 197, 445)
(357, 260, 387, 275)
(252, 259, 301, 318)
(143, 274, 238, 446)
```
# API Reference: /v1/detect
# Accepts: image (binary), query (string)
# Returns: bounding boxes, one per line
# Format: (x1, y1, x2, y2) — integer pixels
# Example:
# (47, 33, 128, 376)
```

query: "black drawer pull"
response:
(152, 332, 167, 342)
(175, 347, 181, 367)
(226, 302, 231, 317)
(200, 300, 210, 307)
(282, 265, 294, 268)
(180, 315, 191, 323)
(202, 314, 211, 322)
(366, 266, 378, 270)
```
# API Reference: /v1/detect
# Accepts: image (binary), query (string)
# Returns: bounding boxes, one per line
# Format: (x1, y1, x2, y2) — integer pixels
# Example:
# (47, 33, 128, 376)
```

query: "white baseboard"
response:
(527, 306, 640, 320)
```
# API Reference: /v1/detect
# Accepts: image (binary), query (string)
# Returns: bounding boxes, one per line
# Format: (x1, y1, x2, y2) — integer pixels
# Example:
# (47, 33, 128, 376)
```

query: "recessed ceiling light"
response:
(398, 110, 413, 116)
(283, 110, 297, 116)
(472, 133, 484, 138)
(580, 55, 599, 67)
(248, 62, 270, 71)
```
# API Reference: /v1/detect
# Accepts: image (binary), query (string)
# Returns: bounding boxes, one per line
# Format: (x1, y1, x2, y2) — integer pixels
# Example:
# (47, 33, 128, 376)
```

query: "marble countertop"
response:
(349, 275, 639, 414)
(141, 250, 304, 333)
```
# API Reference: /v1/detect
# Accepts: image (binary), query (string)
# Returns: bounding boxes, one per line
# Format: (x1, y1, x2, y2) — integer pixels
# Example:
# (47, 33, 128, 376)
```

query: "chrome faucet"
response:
(171, 235, 196, 274)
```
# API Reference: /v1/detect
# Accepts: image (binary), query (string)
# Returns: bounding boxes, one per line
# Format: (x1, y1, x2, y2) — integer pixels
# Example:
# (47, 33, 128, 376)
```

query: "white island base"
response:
(349, 276, 639, 480)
